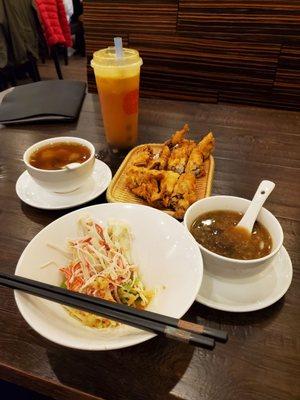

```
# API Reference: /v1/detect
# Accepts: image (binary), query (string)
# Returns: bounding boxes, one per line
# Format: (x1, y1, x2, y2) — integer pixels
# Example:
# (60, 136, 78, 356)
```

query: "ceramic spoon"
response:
(236, 180, 275, 235)
(62, 162, 81, 170)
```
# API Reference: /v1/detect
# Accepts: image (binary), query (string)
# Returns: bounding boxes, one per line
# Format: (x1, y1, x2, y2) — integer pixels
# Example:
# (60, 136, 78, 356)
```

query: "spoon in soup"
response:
(61, 162, 82, 170)
(234, 180, 275, 236)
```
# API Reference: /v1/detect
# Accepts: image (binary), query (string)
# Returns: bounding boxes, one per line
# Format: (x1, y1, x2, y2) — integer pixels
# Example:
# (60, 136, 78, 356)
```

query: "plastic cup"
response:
(91, 47, 143, 150)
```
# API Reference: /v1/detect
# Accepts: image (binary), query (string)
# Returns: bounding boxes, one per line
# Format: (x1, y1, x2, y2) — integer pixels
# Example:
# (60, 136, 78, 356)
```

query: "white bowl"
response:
(184, 196, 283, 278)
(23, 136, 95, 193)
(15, 203, 203, 350)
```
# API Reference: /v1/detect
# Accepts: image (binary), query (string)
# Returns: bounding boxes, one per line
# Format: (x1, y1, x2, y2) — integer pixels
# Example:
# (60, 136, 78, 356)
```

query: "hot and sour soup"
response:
(190, 210, 272, 260)
(29, 142, 91, 170)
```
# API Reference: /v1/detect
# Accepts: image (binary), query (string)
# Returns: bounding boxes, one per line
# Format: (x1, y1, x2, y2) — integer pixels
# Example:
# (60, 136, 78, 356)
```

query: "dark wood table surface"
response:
(0, 94, 299, 400)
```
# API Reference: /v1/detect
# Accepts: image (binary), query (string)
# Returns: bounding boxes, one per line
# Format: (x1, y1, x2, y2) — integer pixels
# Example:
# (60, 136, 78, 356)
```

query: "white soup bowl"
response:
(184, 195, 283, 278)
(23, 136, 95, 193)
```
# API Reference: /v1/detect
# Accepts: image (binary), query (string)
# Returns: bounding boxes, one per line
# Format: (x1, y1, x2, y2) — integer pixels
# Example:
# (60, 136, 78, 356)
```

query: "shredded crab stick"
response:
(56, 216, 153, 328)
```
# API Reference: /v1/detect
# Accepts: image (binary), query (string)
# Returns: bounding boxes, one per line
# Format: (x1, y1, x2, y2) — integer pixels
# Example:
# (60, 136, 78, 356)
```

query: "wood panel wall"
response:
(83, 0, 300, 110)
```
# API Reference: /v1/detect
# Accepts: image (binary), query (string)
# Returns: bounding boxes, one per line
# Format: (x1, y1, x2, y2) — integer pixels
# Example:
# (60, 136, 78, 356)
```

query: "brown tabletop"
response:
(0, 94, 299, 400)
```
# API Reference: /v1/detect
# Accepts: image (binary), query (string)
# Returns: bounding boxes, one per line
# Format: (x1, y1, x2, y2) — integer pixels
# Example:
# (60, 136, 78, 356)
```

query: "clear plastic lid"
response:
(91, 47, 142, 68)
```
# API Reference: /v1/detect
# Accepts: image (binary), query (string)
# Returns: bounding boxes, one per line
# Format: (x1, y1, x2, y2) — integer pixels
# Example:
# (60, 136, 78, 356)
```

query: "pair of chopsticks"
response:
(0, 273, 227, 349)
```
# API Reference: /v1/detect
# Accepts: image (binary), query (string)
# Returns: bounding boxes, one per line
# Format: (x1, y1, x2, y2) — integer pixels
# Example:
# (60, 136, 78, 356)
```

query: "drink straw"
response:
(114, 37, 124, 59)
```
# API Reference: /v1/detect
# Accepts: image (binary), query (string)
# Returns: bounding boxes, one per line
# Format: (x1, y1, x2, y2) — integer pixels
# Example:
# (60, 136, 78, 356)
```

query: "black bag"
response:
(0, 80, 86, 124)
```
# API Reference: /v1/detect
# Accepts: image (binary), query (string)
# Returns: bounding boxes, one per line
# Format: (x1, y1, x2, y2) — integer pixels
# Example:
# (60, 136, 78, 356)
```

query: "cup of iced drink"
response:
(91, 46, 143, 150)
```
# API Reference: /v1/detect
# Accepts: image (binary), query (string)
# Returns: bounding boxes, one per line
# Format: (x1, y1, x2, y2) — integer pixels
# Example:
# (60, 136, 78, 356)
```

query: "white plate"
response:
(15, 159, 112, 210)
(15, 203, 203, 350)
(197, 246, 293, 312)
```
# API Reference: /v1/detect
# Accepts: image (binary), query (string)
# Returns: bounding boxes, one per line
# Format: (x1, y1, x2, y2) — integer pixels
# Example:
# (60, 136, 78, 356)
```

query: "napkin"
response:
(0, 80, 86, 124)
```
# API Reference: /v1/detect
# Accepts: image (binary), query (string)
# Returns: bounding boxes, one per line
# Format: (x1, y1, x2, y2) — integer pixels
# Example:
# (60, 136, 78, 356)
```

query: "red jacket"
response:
(35, 0, 72, 47)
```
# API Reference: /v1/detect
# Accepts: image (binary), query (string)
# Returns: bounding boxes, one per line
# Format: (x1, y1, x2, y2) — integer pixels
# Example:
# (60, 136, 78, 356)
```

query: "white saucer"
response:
(197, 246, 293, 312)
(16, 159, 112, 210)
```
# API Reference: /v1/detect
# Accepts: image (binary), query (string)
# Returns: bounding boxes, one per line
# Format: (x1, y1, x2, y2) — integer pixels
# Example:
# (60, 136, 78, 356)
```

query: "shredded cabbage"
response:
(57, 216, 153, 328)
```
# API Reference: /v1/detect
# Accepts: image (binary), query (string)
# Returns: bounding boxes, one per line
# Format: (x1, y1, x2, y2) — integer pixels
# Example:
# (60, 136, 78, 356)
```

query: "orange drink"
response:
(91, 47, 143, 150)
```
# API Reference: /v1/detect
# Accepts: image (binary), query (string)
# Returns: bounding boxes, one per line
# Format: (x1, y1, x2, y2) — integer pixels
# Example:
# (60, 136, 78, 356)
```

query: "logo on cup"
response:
(123, 90, 139, 115)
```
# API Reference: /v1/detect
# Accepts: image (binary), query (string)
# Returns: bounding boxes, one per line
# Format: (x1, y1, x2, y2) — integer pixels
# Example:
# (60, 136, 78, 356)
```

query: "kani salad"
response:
(58, 216, 153, 328)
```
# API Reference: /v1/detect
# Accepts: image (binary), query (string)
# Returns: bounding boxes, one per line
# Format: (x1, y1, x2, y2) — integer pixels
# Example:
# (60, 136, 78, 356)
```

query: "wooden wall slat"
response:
(274, 45, 300, 91)
(178, 0, 300, 43)
(84, 0, 178, 35)
(129, 34, 280, 101)
(83, 1, 300, 110)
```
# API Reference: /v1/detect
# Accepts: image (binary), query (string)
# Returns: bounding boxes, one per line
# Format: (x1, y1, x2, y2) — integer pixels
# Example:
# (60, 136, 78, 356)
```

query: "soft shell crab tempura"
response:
(126, 125, 215, 218)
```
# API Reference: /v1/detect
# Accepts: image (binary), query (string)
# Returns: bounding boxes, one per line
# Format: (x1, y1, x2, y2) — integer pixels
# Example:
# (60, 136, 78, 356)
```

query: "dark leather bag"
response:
(0, 80, 86, 124)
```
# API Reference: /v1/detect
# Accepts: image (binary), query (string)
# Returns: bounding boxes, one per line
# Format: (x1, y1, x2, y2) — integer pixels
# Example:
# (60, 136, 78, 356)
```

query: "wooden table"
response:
(0, 94, 299, 400)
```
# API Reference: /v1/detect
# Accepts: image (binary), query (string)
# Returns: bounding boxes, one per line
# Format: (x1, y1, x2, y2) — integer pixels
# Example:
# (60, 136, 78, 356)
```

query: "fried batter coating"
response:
(167, 140, 196, 174)
(185, 132, 215, 176)
(185, 146, 205, 177)
(159, 170, 180, 208)
(165, 124, 189, 148)
(131, 145, 153, 167)
(171, 173, 197, 219)
(148, 145, 171, 170)
(198, 132, 215, 160)
(126, 167, 179, 208)
(126, 167, 161, 204)
(126, 126, 215, 218)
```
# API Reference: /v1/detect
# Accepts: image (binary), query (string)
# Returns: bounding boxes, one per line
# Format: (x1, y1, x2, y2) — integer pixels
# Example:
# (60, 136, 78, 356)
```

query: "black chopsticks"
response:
(0, 273, 227, 348)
